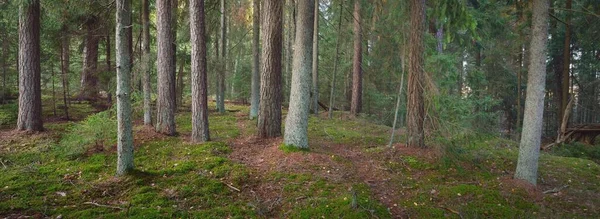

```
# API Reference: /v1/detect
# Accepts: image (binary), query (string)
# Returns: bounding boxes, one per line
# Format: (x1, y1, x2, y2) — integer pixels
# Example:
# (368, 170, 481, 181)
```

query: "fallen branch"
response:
(543, 185, 569, 194)
(84, 202, 124, 210)
(0, 159, 6, 169)
(440, 206, 463, 219)
(222, 181, 241, 192)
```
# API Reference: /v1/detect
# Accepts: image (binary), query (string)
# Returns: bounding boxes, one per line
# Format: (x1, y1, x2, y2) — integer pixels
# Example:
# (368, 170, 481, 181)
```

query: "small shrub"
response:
(57, 110, 117, 158)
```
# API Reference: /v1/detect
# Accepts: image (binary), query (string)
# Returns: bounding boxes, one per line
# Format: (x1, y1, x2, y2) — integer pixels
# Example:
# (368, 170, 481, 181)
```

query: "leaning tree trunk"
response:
(216, 0, 227, 113)
(17, 0, 43, 132)
(350, 0, 363, 116)
(406, 0, 426, 148)
(328, 0, 344, 119)
(311, 0, 319, 115)
(190, 0, 210, 143)
(142, 0, 152, 125)
(514, 0, 549, 185)
(116, 0, 134, 176)
(156, 0, 177, 135)
(284, 0, 314, 148)
(80, 17, 100, 101)
(258, 0, 283, 138)
(249, 0, 260, 119)
(559, 0, 572, 129)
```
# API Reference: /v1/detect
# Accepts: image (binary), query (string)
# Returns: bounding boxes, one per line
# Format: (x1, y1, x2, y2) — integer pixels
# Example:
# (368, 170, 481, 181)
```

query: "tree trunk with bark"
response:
(406, 0, 426, 148)
(142, 0, 152, 125)
(190, 0, 210, 143)
(350, 0, 363, 115)
(514, 0, 549, 185)
(116, 0, 135, 175)
(559, 0, 572, 129)
(284, 0, 314, 148)
(177, 57, 185, 110)
(17, 0, 43, 131)
(80, 17, 100, 100)
(156, 0, 177, 135)
(328, 0, 344, 119)
(249, 0, 260, 119)
(216, 0, 227, 113)
(258, 0, 283, 138)
(171, 0, 178, 109)
(60, 25, 70, 120)
(311, 0, 319, 115)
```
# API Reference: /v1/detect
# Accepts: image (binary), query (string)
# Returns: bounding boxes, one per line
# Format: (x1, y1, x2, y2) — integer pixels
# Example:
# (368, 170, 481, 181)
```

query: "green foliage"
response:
(57, 109, 117, 159)
(280, 144, 310, 153)
(549, 143, 600, 164)
(0, 102, 18, 128)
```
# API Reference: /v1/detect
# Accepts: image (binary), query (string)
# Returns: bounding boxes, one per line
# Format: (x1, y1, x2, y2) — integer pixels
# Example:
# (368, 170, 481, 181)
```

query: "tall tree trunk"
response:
(1, 32, 7, 103)
(249, 0, 261, 119)
(406, 0, 425, 148)
(328, 0, 344, 119)
(80, 17, 100, 100)
(389, 71, 405, 147)
(116, 0, 134, 176)
(350, 0, 363, 115)
(258, 0, 283, 138)
(284, 0, 314, 148)
(514, 0, 549, 185)
(17, 0, 43, 131)
(106, 33, 112, 72)
(60, 25, 70, 120)
(311, 0, 319, 115)
(172, 0, 178, 109)
(559, 0, 572, 128)
(142, 0, 152, 125)
(51, 62, 56, 116)
(176, 57, 185, 110)
(216, 0, 227, 112)
(190, 0, 210, 143)
(436, 22, 443, 53)
(156, 0, 177, 135)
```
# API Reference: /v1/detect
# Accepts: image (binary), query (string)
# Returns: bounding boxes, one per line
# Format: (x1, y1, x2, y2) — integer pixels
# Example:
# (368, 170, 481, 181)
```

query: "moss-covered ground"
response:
(1, 98, 599, 218)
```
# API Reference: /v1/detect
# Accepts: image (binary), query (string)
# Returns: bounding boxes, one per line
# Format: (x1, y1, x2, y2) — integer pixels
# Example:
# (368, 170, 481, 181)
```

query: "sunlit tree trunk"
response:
(156, 0, 177, 135)
(17, 0, 43, 132)
(258, 0, 283, 138)
(350, 0, 363, 115)
(116, 0, 134, 175)
(190, 0, 210, 143)
(249, 0, 260, 119)
(284, 0, 314, 148)
(514, 0, 549, 185)
(142, 0, 152, 125)
(406, 0, 425, 148)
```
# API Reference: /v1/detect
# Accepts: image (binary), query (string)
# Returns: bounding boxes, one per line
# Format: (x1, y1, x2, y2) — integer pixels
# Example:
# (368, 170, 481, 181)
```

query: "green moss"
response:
(280, 144, 310, 153)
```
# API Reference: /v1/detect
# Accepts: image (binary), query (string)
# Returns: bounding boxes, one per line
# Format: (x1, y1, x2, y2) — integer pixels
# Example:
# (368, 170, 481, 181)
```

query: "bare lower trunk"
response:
(559, 0, 572, 129)
(406, 0, 425, 148)
(249, 0, 261, 119)
(328, 0, 343, 119)
(80, 17, 99, 100)
(190, 0, 210, 142)
(177, 57, 185, 110)
(156, 0, 177, 135)
(60, 25, 70, 120)
(2, 32, 7, 103)
(284, 0, 314, 148)
(51, 62, 56, 116)
(142, 0, 152, 125)
(17, 0, 43, 131)
(311, 0, 319, 115)
(216, 0, 227, 113)
(258, 0, 283, 138)
(389, 71, 405, 147)
(514, 0, 549, 185)
(350, 0, 363, 115)
(116, 0, 135, 175)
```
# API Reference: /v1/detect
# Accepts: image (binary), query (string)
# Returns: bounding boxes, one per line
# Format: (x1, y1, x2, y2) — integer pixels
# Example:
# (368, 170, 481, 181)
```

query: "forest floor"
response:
(1, 97, 600, 218)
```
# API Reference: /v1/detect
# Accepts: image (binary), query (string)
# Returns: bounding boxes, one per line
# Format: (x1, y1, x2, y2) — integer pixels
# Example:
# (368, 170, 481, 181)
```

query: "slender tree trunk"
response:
(116, 0, 134, 176)
(249, 0, 261, 119)
(106, 34, 112, 72)
(172, 0, 178, 109)
(80, 17, 100, 100)
(190, 0, 210, 143)
(177, 57, 185, 110)
(406, 0, 425, 148)
(258, 0, 283, 138)
(142, 0, 152, 125)
(156, 0, 177, 135)
(350, 0, 363, 115)
(389, 71, 405, 147)
(559, 0, 572, 128)
(1, 32, 7, 103)
(216, 0, 227, 113)
(51, 62, 56, 116)
(328, 0, 344, 119)
(436, 22, 443, 53)
(311, 0, 319, 115)
(514, 0, 549, 185)
(17, 0, 43, 131)
(284, 0, 314, 148)
(60, 25, 70, 120)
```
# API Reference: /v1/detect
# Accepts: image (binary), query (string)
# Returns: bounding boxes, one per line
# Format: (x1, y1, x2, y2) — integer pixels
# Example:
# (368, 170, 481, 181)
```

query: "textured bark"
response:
(17, 0, 43, 131)
(60, 28, 70, 120)
(406, 0, 425, 148)
(156, 0, 177, 135)
(311, 0, 319, 115)
(116, 0, 135, 175)
(80, 17, 100, 100)
(190, 0, 210, 143)
(142, 0, 152, 125)
(284, 0, 314, 148)
(216, 0, 227, 113)
(249, 0, 260, 119)
(106, 34, 112, 72)
(514, 0, 549, 185)
(350, 0, 363, 115)
(51, 62, 57, 116)
(171, 0, 178, 109)
(258, 0, 283, 138)
(328, 0, 343, 119)
(559, 0, 572, 129)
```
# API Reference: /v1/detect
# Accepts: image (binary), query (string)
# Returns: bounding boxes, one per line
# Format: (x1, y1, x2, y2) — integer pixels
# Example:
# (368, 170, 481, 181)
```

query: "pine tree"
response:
(249, 0, 261, 119)
(116, 0, 134, 175)
(156, 0, 177, 135)
(406, 0, 426, 148)
(190, 0, 210, 143)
